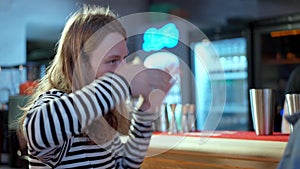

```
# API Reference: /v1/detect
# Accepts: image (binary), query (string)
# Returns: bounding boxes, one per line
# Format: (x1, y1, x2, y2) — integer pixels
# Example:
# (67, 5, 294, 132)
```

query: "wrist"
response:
(139, 102, 150, 112)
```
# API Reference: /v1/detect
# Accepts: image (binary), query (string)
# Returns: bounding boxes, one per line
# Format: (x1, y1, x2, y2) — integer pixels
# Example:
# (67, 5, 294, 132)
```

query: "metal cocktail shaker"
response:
(249, 89, 276, 135)
(285, 94, 300, 132)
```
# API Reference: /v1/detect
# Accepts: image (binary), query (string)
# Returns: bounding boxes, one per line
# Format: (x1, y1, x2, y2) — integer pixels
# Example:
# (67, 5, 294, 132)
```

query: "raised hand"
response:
(115, 62, 174, 112)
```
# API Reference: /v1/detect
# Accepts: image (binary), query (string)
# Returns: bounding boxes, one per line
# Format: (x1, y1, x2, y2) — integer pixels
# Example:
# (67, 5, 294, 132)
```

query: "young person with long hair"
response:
(20, 5, 173, 168)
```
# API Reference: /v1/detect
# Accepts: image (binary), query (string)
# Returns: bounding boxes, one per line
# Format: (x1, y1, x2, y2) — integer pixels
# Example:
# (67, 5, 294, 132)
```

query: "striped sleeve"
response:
(23, 73, 130, 166)
(115, 111, 155, 169)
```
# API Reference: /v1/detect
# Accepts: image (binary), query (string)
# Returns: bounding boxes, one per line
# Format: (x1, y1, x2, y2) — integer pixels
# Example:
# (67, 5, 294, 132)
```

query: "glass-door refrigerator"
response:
(191, 29, 249, 131)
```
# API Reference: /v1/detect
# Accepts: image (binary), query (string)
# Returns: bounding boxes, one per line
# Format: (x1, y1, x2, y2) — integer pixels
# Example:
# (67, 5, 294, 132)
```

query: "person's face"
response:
(90, 32, 128, 78)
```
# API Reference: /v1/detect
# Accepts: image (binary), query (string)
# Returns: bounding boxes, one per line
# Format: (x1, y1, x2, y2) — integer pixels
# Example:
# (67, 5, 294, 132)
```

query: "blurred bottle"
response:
(187, 104, 196, 132)
(154, 104, 169, 132)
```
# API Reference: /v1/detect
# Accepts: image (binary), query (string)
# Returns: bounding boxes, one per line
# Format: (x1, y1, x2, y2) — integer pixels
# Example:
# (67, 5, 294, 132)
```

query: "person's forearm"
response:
(23, 73, 130, 158)
(118, 110, 154, 168)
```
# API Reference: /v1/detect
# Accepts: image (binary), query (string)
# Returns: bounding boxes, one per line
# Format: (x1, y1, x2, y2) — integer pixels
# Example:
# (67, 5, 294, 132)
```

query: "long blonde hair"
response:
(20, 5, 129, 135)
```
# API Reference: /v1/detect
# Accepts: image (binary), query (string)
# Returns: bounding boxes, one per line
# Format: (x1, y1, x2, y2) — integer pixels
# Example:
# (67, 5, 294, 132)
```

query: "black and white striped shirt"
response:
(23, 73, 154, 168)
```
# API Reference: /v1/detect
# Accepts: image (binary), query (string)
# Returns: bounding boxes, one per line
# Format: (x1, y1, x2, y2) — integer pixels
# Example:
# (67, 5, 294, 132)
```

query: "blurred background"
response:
(2, 0, 300, 167)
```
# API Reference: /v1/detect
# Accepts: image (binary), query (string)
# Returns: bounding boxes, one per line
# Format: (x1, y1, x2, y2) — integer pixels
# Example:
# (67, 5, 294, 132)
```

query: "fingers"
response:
(115, 64, 175, 102)
(145, 69, 174, 112)
(148, 69, 174, 91)
(114, 62, 146, 84)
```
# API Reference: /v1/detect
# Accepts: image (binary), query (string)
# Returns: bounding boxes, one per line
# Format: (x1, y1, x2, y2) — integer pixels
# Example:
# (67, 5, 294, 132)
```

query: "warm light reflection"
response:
(271, 29, 300, 37)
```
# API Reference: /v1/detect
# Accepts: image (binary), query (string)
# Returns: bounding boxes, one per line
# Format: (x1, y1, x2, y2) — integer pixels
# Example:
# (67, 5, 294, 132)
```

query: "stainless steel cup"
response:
(187, 104, 196, 132)
(285, 94, 300, 132)
(181, 104, 189, 133)
(153, 104, 169, 132)
(168, 104, 178, 134)
(249, 89, 276, 135)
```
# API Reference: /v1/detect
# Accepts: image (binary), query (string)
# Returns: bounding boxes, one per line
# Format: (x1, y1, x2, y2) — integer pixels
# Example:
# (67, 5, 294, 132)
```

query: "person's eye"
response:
(107, 59, 121, 65)
(110, 59, 117, 64)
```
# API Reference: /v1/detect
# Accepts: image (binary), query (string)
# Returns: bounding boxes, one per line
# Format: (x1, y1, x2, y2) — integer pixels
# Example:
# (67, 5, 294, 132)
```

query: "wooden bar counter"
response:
(141, 131, 289, 169)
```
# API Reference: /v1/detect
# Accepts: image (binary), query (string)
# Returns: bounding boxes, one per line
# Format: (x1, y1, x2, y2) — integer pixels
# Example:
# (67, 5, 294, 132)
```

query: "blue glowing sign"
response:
(142, 23, 179, 52)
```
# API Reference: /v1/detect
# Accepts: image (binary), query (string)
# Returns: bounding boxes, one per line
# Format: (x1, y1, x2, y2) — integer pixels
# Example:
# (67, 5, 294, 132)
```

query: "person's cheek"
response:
(108, 65, 118, 73)
(95, 66, 106, 79)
